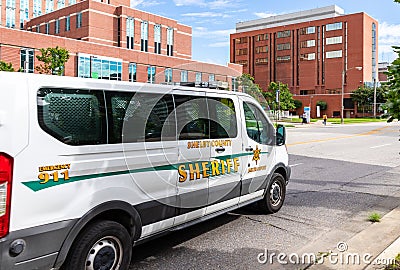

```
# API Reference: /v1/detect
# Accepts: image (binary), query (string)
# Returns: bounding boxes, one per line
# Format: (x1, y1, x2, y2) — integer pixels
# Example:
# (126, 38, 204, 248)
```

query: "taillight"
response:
(0, 153, 13, 238)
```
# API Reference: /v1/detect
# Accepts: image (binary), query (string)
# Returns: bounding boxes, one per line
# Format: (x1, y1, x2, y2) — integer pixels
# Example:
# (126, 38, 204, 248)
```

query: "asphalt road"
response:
(129, 122, 400, 270)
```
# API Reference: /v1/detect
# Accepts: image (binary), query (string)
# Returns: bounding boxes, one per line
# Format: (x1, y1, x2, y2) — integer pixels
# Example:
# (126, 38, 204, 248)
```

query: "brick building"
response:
(0, 0, 242, 88)
(230, 5, 378, 118)
(378, 62, 389, 82)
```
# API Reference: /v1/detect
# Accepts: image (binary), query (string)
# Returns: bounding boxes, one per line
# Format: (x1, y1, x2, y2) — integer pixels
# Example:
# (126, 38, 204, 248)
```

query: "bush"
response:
(294, 99, 302, 109)
(316, 100, 327, 110)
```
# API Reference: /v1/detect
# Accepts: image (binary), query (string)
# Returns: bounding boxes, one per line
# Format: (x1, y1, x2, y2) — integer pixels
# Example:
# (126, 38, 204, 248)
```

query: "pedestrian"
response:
(302, 113, 307, 124)
(323, 114, 327, 126)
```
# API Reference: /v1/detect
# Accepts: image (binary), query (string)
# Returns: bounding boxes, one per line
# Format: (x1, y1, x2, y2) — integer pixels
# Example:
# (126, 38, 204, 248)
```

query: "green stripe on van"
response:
(22, 152, 268, 192)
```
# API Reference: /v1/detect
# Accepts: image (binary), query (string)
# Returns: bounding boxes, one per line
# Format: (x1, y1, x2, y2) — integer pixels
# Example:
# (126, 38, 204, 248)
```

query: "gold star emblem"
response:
(252, 145, 261, 165)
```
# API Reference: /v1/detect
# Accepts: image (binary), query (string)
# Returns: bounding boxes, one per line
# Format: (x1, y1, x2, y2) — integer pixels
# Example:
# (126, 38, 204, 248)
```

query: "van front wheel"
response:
(62, 220, 132, 270)
(258, 173, 286, 214)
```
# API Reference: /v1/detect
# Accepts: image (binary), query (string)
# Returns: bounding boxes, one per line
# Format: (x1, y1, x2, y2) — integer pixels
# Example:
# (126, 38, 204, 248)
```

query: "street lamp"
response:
(341, 66, 362, 124)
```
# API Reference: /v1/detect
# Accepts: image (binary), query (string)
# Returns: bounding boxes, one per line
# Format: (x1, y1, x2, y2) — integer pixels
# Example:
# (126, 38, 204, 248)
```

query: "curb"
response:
(307, 207, 400, 270)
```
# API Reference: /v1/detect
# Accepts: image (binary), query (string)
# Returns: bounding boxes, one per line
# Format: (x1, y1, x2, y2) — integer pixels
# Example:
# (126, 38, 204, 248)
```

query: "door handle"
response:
(245, 147, 254, 152)
(215, 147, 225, 153)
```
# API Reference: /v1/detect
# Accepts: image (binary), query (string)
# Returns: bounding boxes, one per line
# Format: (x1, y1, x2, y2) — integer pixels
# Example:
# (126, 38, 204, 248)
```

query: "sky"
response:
(130, 0, 400, 66)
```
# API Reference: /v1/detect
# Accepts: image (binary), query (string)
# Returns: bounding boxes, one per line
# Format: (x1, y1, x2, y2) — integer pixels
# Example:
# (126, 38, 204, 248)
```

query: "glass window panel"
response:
(208, 97, 237, 139)
(37, 88, 106, 145)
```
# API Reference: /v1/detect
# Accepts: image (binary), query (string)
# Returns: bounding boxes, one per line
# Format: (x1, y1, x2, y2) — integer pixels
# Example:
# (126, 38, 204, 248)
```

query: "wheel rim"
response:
(86, 236, 123, 270)
(269, 180, 282, 207)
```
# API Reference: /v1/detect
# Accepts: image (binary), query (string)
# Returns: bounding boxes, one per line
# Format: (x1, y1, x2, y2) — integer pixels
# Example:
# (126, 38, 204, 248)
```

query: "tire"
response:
(258, 173, 286, 214)
(62, 220, 132, 270)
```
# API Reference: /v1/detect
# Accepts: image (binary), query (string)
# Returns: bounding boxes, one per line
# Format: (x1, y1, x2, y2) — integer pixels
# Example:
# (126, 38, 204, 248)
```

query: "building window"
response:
(326, 36, 342, 45)
(255, 46, 268, 54)
(276, 55, 291, 62)
(129, 63, 136, 82)
(5, 0, 16, 28)
(209, 74, 215, 82)
(256, 34, 268, 41)
(372, 23, 377, 80)
(69, 0, 76, 4)
(195, 72, 202, 83)
(300, 40, 315, 48)
(45, 0, 54, 13)
(148, 65, 155, 83)
(165, 68, 173, 83)
(235, 37, 247, 44)
(300, 26, 315, 35)
(76, 12, 82, 28)
(154, 24, 161, 54)
(236, 60, 248, 66)
(300, 53, 315, 61)
(65, 16, 70, 31)
(33, 0, 42, 17)
(277, 43, 291, 51)
(77, 54, 122, 81)
(20, 48, 34, 73)
(255, 58, 268, 65)
(36, 25, 40, 33)
(167, 27, 174, 56)
(277, 30, 291, 38)
(57, 0, 65, 9)
(55, 19, 60, 34)
(326, 22, 342, 31)
(235, 48, 248, 56)
(300, 90, 316, 95)
(45, 22, 50, 34)
(141, 21, 148, 52)
(326, 89, 341, 94)
(181, 70, 188, 82)
(20, 0, 29, 29)
(326, 50, 342, 59)
(126, 17, 134, 49)
(232, 77, 237, 91)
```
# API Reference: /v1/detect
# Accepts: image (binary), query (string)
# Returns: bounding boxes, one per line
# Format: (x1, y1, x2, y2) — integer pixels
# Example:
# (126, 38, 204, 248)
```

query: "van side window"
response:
(107, 92, 176, 143)
(243, 102, 273, 145)
(208, 97, 237, 139)
(175, 95, 209, 140)
(37, 88, 106, 145)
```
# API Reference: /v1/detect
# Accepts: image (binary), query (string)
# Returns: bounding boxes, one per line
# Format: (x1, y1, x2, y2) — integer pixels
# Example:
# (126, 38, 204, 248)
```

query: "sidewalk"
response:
(278, 120, 334, 128)
(301, 193, 400, 270)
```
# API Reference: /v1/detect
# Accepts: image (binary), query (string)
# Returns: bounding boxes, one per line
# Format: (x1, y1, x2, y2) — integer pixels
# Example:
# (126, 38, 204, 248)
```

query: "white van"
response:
(0, 72, 290, 270)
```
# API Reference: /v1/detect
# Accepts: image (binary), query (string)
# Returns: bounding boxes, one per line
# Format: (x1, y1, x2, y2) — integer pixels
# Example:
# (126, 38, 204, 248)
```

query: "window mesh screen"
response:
(37, 88, 105, 145)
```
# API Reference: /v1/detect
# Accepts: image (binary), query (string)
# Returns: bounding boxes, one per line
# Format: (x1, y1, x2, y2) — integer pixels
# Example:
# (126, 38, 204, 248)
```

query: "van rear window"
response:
(37, 88, 106, 145)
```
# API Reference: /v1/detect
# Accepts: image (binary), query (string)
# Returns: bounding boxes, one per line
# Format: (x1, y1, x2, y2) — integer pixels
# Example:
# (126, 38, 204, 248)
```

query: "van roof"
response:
(1, 72, 252, 99)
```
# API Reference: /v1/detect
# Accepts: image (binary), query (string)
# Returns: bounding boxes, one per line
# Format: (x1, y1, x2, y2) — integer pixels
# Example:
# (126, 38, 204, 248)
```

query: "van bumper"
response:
(0, 220, 76, 270)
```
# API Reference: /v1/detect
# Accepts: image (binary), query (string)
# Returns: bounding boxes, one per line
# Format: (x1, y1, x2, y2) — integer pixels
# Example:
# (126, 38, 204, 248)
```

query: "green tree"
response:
(264, 82, 295, 111)
(35, 46, 70, 75)
(237, 73, 267, 107)
(385, 46, 400, 120)
(316, 100, 327, 111)
(293, 99, 302, 109)
(0, 61, 15, 72)
(351, 85, 373, 116)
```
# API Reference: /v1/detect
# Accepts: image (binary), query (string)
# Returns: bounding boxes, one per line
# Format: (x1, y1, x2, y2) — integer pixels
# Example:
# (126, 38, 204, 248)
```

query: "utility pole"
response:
(373, 78, 377, 118)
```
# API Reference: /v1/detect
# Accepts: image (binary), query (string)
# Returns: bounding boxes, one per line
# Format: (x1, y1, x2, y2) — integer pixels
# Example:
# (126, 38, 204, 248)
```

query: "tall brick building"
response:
(230, 5, 378, 118)
(0, 0, 241, 87)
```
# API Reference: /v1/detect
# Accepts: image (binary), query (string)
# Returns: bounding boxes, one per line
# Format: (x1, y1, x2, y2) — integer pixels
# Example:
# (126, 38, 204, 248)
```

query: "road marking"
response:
(289, 163, 303, 167)
(287, 126, 391, 147)
(370, 144, 392, 149)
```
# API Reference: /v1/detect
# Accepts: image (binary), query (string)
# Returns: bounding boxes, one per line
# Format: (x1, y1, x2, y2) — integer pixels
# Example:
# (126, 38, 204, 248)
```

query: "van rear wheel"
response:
(258, 173, 286, 214)
(62, 220, 132, 270)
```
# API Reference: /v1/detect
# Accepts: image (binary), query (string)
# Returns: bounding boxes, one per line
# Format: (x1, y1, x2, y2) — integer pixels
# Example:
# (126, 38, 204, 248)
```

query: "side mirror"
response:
(276, 124, 286, 146)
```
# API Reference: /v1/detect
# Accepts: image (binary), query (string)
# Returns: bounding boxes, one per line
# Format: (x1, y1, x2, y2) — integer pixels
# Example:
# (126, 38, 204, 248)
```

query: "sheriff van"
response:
(0, 72, 290, 270)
